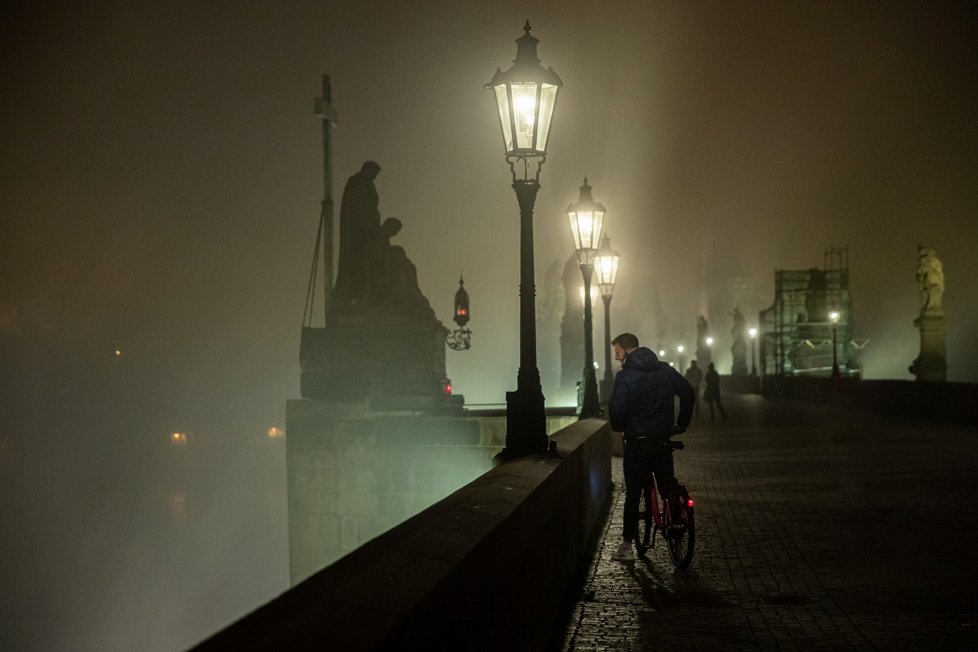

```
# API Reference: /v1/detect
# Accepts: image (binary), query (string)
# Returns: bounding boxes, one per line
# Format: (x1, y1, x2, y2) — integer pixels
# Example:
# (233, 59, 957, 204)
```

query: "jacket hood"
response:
(624, 346, 660, 372)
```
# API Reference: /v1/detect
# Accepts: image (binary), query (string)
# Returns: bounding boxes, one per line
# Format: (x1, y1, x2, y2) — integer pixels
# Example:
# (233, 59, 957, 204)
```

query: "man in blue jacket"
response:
(609, 332, 695, 562)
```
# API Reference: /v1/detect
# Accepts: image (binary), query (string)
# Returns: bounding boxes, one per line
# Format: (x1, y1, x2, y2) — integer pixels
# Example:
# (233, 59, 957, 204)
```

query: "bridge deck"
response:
(558, 393, 978, 650)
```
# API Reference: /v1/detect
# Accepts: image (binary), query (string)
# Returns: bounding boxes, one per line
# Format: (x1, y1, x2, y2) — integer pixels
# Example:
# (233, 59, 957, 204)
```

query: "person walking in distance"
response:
(684, 359, 703, 417)
(704, 362, 728, 421)
(609, 332, 695, 562)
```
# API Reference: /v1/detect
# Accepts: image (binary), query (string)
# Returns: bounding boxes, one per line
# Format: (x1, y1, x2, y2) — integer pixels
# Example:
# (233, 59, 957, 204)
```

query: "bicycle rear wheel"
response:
(666, 486, 695, 569)
(636, 485, 653, 556)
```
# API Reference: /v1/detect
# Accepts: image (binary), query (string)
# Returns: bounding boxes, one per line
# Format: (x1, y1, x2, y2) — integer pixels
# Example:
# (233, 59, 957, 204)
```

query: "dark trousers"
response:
(622, 438, 675, 541)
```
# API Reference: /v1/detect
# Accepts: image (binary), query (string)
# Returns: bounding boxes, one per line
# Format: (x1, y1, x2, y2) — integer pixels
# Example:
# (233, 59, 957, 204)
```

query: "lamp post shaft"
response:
(505, 181, 547, 455)
(600, 294, 613, 405)
(831, 326, 840, 378)
(750, 339, 757, 376)
(579, 264, 600, 418)
(316, 74, 336, 322)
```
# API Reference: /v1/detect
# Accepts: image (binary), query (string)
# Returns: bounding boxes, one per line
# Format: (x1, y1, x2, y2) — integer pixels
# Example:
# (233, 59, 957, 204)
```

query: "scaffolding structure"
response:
(759, 247, 858, 377)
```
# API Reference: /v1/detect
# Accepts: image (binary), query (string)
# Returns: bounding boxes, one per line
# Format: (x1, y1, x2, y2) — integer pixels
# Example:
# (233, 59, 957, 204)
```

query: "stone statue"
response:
(730, 307, 748, 376)
(372, 217, 437, 319)
(331, 161, 438, 324)
(910, 244, 947, 381)
(335, 161, 382, 306)
(915, 245, 944, 313)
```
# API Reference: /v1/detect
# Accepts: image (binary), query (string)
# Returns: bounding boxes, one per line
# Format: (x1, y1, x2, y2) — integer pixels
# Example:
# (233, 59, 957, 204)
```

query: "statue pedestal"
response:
(300, 315, 461, 412)
(910, 310, 947, 382)
(731, 341, 748, 376)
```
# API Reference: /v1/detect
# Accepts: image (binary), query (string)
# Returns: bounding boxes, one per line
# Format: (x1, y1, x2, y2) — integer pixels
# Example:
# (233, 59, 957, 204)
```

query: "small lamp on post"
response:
(486, 21, 562, 456)
(829, 310, 841, 378)
(566, 178, 605, 419)
(595, 232, 620, 406)
(677, 344, 686, 373)
(748, 327, 758, 376)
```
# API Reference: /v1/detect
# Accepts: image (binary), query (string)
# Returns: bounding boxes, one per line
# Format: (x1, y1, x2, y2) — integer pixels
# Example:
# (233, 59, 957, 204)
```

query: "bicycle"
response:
(635, 439, 695, 569)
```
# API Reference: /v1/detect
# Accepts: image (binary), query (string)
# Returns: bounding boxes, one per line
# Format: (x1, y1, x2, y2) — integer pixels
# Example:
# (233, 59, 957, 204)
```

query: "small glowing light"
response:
(266, 427, 284, 440)
(459, 308, 467, 316)
(658, 350, 666, 357)
(444, 383, 453, 395)
(687, 499, 695, 507)
(706, 337, 714, 346)
(669, 362, 675, 368)
(170, 431, 188, 446)
(829, 310, 840, 323)
(677, 345, 685, 354)
(114, 350, 122, 357)
(749, 327, 758, 339)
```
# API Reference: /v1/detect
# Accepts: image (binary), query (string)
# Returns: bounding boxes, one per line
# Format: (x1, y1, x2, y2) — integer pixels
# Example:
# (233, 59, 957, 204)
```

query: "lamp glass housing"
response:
(491, 81, 559, 155)
(566, 179, 605, 266)
(594, 241, 620, 298)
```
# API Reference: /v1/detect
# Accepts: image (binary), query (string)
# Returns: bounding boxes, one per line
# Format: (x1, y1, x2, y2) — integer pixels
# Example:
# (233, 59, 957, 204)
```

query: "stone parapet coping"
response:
(192, 418, 612, 651)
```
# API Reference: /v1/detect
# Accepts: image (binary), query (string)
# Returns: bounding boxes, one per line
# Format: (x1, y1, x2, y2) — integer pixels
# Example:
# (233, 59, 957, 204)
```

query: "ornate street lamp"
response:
(486, 21, 563, 456)
(595, 233, 620, 406)
(748, 327, 758, 376)
(446, 275, 472, 351)
(829, 310, 841, 378)
(566, 178, 605, 419)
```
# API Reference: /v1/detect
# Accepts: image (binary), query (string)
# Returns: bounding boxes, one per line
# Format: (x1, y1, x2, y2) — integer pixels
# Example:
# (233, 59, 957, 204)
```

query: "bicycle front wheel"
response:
(666, 488, 695, 569)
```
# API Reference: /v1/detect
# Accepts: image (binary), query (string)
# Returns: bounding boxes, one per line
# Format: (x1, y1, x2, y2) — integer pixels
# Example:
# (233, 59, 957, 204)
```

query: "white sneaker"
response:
(611, 540, 634, 562)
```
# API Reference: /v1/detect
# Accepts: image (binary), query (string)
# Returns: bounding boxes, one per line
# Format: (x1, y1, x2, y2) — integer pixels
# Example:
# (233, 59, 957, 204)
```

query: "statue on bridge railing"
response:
(910, 244, 947, 382)
(730, 307, 748, 376)
(915, 245, 944, 314)
(332, 161, 438, 325)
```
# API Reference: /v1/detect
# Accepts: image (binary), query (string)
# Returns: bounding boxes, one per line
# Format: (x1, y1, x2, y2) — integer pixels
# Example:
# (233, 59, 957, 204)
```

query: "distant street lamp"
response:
(566, 178, 605, 419)
(486, 21, 563, 456)
(829, 310, 841, 378)
(748, 327, 758, 376)
(595, 232, 620, 406)
(677, 344, 686, 373)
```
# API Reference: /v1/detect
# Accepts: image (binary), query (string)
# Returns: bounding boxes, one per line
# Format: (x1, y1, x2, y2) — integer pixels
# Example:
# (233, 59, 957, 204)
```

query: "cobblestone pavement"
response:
(557, 394, 978, 650)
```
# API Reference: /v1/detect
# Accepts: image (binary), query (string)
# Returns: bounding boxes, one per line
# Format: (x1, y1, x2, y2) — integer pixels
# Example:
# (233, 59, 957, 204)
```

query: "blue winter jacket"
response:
(609, 347, 696, 441)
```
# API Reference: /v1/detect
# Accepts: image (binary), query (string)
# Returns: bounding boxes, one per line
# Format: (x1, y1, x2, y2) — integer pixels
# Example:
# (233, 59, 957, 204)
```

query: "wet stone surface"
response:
(557, 394, 978, 651)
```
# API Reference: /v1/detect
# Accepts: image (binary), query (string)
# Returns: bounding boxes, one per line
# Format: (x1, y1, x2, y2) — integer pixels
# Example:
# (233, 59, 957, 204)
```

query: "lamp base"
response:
(502, 381, 547, 457)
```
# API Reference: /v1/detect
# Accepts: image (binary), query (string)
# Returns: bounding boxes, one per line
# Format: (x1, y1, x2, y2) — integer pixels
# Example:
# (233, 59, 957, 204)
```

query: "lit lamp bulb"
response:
(513, 86, 537, 142)
(706, 336, 714, 346)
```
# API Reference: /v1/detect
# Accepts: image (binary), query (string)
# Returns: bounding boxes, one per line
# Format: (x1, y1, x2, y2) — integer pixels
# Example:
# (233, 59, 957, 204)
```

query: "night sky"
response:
(1, 1, 977, 648)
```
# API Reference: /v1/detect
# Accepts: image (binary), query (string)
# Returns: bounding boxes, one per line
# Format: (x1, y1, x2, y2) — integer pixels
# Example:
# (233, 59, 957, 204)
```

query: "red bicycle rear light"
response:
(687, 499, 695, 507)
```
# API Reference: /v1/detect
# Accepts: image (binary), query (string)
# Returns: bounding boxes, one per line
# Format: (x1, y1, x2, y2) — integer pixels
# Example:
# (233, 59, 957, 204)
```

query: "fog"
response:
(2, 1, 976, 649)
